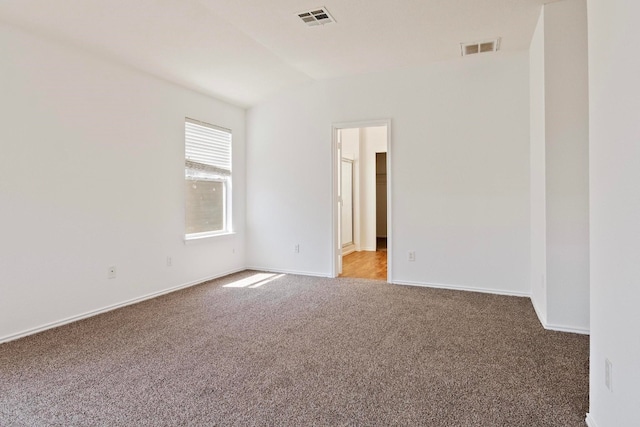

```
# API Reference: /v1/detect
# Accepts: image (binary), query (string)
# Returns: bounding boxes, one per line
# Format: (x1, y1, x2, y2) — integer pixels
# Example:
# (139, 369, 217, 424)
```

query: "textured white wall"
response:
(247, 52, 530, 295)
(529, 0, 590, 333)
(544, 0, 590, 332)
(0, 23, 246, 342)
(587, 0, 640, 424)
(529, 8, 547, 322)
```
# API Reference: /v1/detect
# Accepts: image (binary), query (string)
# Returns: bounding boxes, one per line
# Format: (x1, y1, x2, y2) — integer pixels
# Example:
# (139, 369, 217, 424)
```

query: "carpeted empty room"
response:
(0, 271, 588, 426)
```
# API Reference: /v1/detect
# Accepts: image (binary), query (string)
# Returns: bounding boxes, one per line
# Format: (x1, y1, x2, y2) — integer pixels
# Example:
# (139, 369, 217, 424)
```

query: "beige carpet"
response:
(0, 271, 589, 426)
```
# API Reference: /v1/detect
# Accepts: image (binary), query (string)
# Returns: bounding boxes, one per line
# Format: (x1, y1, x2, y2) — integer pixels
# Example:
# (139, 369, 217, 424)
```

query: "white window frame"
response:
(184, 118, 233, 240)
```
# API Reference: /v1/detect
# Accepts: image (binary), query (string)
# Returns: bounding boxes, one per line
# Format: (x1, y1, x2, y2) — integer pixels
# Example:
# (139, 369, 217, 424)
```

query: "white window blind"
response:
(185, 119, 232, 237)
(185, 119, 231, 175)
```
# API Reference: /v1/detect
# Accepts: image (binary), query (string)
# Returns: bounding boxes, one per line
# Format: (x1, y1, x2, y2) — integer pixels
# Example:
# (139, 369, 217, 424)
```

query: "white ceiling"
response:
(0, 0, 553, 108)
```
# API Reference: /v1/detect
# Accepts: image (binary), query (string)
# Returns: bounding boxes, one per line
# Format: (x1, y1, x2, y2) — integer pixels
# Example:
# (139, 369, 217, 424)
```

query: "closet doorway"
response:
(332, 121, 391, 282)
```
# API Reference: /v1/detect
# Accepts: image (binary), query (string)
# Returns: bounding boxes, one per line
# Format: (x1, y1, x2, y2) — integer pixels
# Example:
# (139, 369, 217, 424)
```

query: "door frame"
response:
(331, 119, 392, 281)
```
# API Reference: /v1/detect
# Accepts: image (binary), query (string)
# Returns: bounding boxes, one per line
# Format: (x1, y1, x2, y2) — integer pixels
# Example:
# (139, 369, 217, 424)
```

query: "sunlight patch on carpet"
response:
(223, 273, 286, 288)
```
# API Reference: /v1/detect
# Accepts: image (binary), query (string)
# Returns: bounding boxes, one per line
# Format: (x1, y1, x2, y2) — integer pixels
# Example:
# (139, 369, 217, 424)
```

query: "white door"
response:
(341, 159, 354, 249)
(336, 130, 343, 274)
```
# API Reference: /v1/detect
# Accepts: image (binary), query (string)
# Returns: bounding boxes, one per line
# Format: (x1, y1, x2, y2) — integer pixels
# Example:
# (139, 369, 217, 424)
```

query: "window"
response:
(185, 118, 232, 238)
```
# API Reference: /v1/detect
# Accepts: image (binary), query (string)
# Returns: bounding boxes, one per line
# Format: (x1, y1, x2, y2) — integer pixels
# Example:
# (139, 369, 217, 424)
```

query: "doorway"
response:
(332, 120, 391, 282)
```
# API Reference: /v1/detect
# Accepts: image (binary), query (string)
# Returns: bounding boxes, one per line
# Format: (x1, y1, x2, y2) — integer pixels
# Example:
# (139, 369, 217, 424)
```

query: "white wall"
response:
(247, 52, 530, 295)
(544, 0, 590, 332)
(587, 0, 640, 425)
(529, 0, 590, 333)
(0, 23, 246, 342)
(529, 8, 547, 322)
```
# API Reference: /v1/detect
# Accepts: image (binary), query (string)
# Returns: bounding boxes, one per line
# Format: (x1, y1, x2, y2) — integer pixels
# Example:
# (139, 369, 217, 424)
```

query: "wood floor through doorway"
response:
(340, 250, 387, 280)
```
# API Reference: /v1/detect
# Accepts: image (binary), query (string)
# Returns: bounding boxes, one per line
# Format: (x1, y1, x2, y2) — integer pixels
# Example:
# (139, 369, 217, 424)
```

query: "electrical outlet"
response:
(408, 251, 416, 262)
(605, 358, 612, 391)
(294, 244, 300, 254)
(166, 256, 172, 267)
(108, 266, 117, 279)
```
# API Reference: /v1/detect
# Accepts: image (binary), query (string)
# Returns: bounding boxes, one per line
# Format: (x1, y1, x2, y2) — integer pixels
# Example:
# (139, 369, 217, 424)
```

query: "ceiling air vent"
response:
(298, 7, 336, 26)
(461, 38, 501, 57)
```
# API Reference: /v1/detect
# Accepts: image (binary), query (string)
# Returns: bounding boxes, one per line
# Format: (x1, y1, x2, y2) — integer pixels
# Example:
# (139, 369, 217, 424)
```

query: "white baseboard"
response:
(544, 322, 590, 335)
(0, 268, 245, 345)
(585, 413, 599, 427)
(246, 266, 331, 278)
(392, 279, 531, 298)
(394, 279, 590, 334)
(2, 268, 589, 344)
(530, 294, 547, 326)
(530, 295, 590, 335)
(342, 246, 356, 256)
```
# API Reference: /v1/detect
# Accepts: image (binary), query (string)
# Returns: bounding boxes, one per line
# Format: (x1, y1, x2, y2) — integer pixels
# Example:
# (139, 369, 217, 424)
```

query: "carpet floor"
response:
(0, 271, 589, 426)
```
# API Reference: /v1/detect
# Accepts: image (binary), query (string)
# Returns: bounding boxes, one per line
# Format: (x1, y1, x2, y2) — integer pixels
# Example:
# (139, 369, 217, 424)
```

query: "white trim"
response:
(332, 126, 340, 276)
(0, 268, 244, 344)
(530, 294, 590, 335)
(342, 244, 356, 256)
(185, 117, 232, 134)
(393, 279, 531, 298)
(530, 293, 547, 326)
(585, 413, 599, 427)
(331, 119, 392, 282)
(245, 266, 331, 278)
(543, 322, 590, 335)
(333, 119, 391, 130)
(385, 123, 392, 282)
(394, 279, 590, 334)
(184, 231, 236, 242)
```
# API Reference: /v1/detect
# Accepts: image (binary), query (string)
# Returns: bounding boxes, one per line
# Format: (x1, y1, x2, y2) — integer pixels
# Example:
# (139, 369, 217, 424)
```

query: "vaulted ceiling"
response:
(0, 0, 555, 107)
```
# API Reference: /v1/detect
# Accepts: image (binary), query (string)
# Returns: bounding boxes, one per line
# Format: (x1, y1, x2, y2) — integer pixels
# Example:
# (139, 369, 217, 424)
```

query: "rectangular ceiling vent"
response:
(461, 38, 501, 57)
(298, 7, 336, 26)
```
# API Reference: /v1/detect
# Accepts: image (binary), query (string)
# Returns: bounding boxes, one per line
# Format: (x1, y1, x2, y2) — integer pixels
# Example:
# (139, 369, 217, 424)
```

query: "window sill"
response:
(184, 231, 236, 243)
